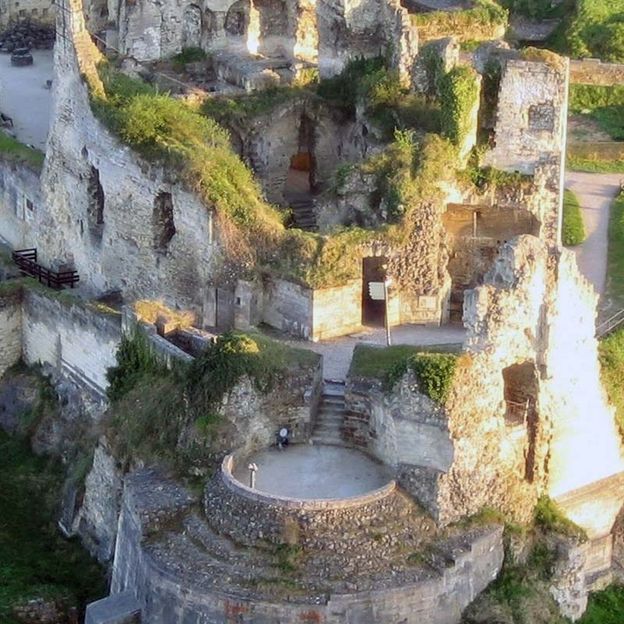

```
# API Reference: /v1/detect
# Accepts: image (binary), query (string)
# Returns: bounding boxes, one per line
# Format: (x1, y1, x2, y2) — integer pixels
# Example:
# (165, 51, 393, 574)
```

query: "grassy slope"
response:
(0, 430, 105, 622)
(562, 189, 586, 246)
(599, 328, 624, 438)
(579, 585, 624, 624)
(606, 193, 624, 308)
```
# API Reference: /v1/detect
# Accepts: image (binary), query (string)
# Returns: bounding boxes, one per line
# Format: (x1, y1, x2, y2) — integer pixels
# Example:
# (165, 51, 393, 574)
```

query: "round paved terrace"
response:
(231, 444, 392, 499)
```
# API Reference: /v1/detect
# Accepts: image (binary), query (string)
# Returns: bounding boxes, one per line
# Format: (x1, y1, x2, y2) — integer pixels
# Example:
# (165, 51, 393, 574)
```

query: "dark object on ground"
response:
(0, 112, 13, 127)
(11, 47, 33, 66)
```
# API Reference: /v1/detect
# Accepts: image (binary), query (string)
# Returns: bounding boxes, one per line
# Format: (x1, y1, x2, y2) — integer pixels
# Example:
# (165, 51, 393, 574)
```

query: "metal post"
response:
(248, 463, 258, 489)
(384, 279, 392, 347)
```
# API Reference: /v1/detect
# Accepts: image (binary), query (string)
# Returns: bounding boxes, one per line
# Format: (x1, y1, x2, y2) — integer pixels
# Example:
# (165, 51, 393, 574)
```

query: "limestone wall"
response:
(22, 289, 121, 396)
(0, 0, 54, 25)
(261, 277, 313, 339)
(312, 280, 361, 341)
(0, 160, 44, 250)
(0, 288, 22, 376)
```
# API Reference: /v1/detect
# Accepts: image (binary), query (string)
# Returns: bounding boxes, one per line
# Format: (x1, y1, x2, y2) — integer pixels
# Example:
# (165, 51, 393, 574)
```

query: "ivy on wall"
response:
(439, 66, 481, 150)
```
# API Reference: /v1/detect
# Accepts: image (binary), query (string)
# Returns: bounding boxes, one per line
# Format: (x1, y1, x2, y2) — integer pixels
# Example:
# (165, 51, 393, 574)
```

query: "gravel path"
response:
(565, 171, 622, 298)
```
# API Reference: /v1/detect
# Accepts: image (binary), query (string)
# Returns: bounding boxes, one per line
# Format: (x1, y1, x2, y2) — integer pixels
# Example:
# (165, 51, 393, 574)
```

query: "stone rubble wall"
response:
(484, 58, 569, 177)
(110, 467, 504, 624)
(0, 289, 23, 377)
(570, 59, 624, 86)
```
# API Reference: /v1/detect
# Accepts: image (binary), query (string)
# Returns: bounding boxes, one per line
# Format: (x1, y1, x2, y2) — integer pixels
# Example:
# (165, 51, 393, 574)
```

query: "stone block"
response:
(85, 591, 141, 624)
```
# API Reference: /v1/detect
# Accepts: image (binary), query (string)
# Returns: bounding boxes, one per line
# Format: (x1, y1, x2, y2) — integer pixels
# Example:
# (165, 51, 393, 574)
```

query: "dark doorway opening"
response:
(362, 256, 387, 327)
(502, 362, 539, 483)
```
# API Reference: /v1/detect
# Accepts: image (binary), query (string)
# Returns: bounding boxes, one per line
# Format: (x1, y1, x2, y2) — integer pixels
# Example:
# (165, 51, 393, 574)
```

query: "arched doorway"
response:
(225, 0, 250, 37)
(182, 4, 202, 48)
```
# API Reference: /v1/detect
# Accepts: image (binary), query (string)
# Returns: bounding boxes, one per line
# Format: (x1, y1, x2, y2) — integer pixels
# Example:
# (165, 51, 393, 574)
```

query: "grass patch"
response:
(599, 328, 624, 438)
(606, 192, 624, 308)
(0, 430, 105, 622)
(569, 85, 624, 140)
(349, 344, 460, 404)
(534, 496, 587, 540)
(579, 585, 624, 624)
(567, 155, 624, 174)
(0, 132, 45, 171)
(562, 189, 586, 246)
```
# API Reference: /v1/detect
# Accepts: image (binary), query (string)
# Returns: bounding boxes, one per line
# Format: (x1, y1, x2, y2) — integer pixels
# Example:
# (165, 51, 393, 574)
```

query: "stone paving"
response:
(232, 444, 393, 499)
(0, 49, 54, 150)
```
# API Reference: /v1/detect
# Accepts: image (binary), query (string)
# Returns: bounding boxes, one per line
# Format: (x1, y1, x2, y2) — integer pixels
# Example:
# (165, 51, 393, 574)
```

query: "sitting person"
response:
(276, 427, 289, 450)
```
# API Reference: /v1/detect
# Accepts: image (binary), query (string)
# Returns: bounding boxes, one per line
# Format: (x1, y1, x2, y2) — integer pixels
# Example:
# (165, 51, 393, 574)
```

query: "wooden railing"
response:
(12, 248, 80, 290)
(596, 309, 624, 339)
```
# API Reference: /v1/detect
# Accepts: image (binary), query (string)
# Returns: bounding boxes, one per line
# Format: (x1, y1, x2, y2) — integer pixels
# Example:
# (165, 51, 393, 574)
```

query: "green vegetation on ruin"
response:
(410, 0, 508, 43)
(561, 189, 586, 247)
(498, 0, 567, 20)
(0, 427, 105, 623)
(534, 496, 588, 540)
(0, 132, 45, 171)
(439, 66, 480, 149)
(549, 0, 624, 63)
(171, 46, 207, 71)
(106, 331, 319, 476)
(350, 344, 461, 404)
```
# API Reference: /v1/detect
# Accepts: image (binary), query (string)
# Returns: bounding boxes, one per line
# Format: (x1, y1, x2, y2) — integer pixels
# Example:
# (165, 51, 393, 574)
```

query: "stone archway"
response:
(182, 3, 202, 48)
(224, 0, 249, 37)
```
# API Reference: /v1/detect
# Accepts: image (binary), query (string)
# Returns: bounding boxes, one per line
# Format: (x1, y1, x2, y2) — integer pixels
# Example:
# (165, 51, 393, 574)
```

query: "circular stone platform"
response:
(232, 444, 392, 499)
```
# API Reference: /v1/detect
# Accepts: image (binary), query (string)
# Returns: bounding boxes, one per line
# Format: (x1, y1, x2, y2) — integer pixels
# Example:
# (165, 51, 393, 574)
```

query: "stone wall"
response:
(312, 280, 361, 341)
(0, 159, 44, 250)
(109, 467, 504, 624)
(484, 55, 567, 178)
(111, 0, 417, 79)
(0, 0, 55, 26)
(261, 276, 313, 339)
(570, 59, 624, 86)
(22, 289, 121, 397)
(0, 288, 23, 376)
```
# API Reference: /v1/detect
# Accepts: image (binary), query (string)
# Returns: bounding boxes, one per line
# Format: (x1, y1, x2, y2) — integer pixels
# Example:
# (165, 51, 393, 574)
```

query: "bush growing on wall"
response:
(439, 66, 480, 149)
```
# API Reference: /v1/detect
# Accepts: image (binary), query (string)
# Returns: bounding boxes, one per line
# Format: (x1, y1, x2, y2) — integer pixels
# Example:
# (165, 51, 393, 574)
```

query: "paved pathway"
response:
(0, 49, 54, 150)
(565, 171, 622, 298)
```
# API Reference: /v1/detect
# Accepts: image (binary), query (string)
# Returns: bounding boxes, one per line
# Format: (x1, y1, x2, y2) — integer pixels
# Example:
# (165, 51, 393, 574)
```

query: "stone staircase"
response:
(288, 194, 318, 231)
(311, 381, 346, 446)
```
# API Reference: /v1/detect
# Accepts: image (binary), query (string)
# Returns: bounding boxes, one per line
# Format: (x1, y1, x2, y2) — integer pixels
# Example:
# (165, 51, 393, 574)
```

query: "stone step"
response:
(319, 405, 346, 416)
(323, 385, 346, 399)
(321, 395, 345, 406)
(314, 424, 343, 436)
(310, 435, 344, 447)
(316, 413, 344, 425)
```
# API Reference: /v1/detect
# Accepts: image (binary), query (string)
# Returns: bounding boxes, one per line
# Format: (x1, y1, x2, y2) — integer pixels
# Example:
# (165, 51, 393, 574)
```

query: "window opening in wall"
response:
(224, 0, 249, 36)
(152, 191, 176, 252)
(87, 166, 105, 234)
(502, 362, 539, 482)
(362, 256, 387, 327)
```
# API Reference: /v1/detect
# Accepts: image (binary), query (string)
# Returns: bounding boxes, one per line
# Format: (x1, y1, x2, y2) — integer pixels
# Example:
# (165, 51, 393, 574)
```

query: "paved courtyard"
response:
(232, 445, 392, 499)
(0, 49, 54, 150)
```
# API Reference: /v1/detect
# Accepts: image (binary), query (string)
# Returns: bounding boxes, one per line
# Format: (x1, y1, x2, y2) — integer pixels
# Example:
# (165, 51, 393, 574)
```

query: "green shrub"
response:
(499, 0, 560, 19)
(439, 66, 480, 149)
(171, 47, 207, 70)
(534, 496, 588, 540)
(411, 0, 508, 43)
(107, 331, 319, 474)
(562, 189, 586, 246)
